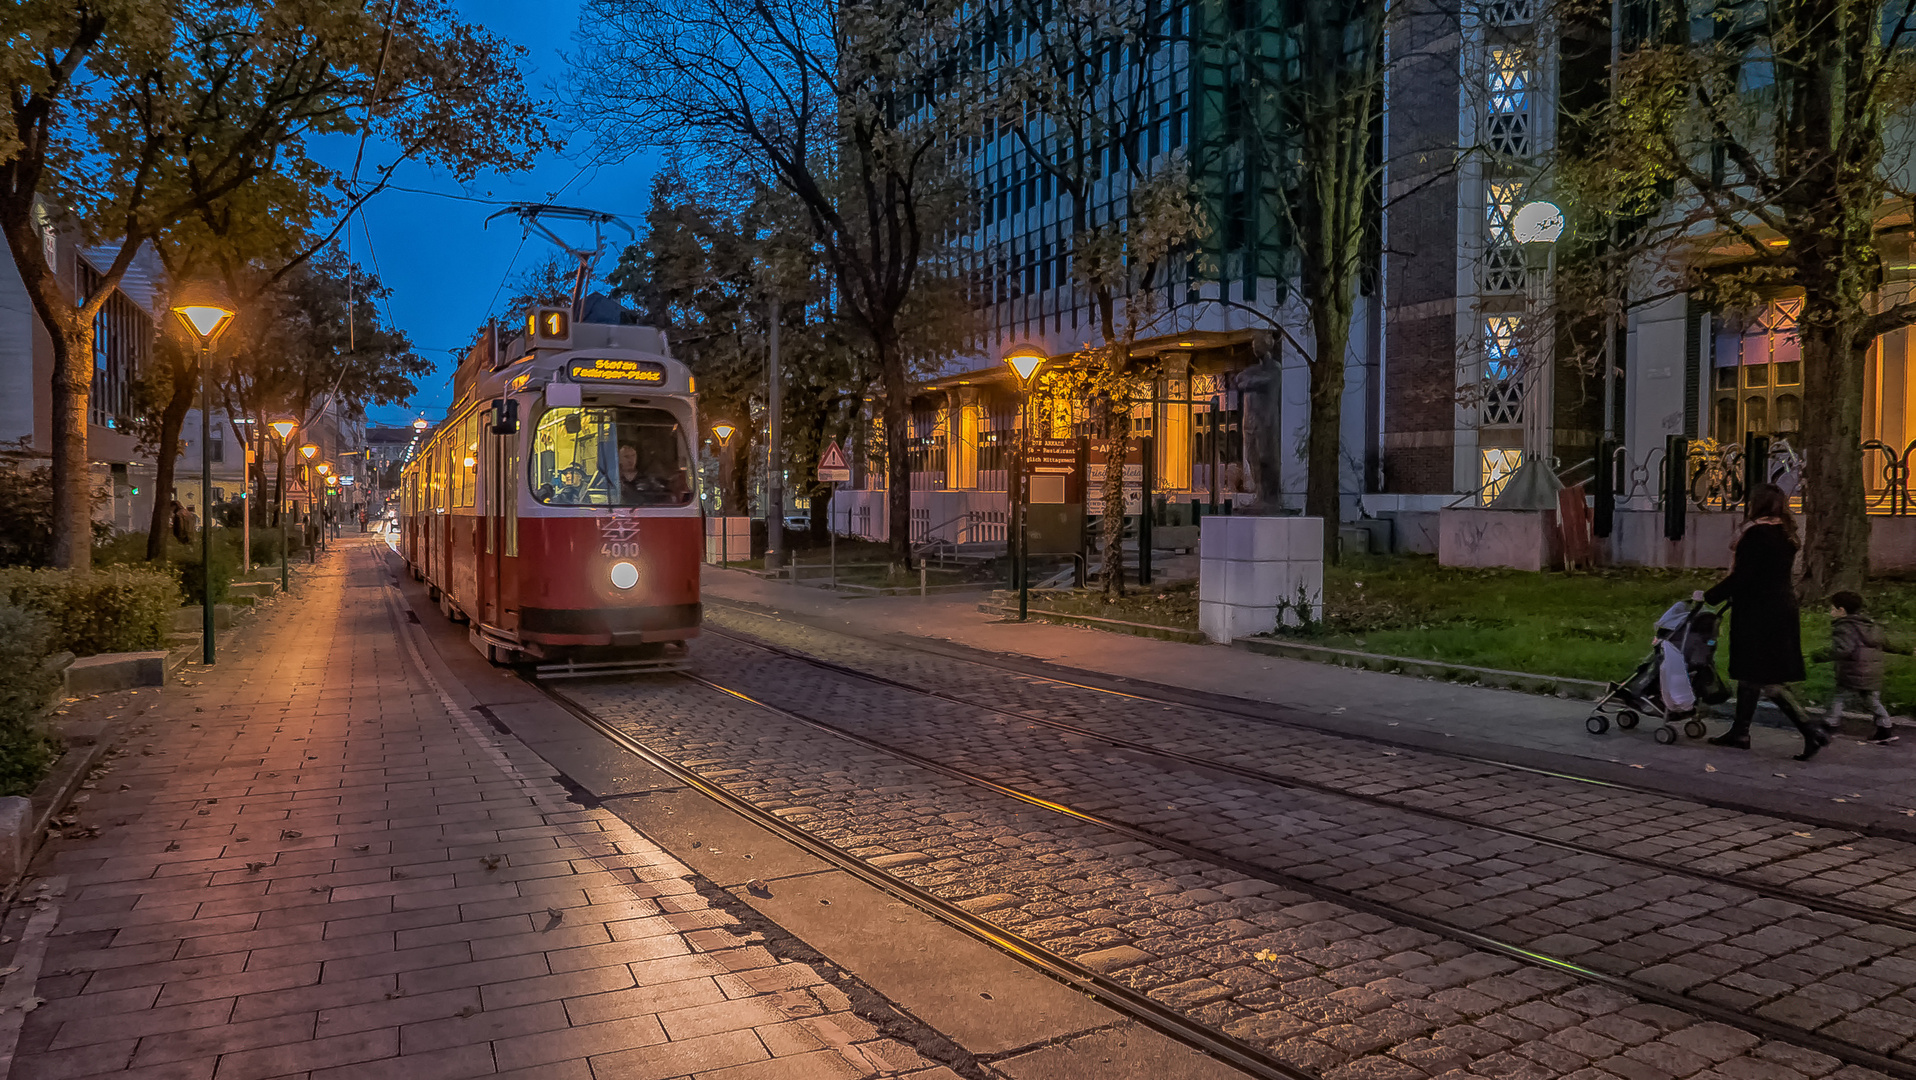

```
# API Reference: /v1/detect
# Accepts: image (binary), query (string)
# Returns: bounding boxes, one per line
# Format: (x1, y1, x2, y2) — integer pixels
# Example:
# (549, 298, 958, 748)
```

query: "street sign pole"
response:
(815, 441, 851, 591)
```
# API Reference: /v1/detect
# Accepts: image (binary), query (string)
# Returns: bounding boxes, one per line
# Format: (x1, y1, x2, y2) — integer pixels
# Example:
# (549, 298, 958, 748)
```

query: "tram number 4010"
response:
(602, 542, 643, 558)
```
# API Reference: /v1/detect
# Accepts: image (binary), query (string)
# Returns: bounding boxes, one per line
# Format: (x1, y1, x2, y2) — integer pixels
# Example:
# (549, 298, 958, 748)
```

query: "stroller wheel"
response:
(1616, 709, 1640, 730)
(1586, 714, 1610, 734)
(1654, 724, 1679, 745)
(1684, 719, 1709, 740)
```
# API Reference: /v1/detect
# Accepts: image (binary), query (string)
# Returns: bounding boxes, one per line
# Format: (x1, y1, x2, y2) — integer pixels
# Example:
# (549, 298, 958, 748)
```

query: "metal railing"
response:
(910, 509, 1010, 568)
(1863, 439, 1916, 516)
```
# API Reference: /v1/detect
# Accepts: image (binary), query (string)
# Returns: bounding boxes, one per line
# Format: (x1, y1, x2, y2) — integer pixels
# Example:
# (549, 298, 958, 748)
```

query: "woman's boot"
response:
(1776, 691, 1828, 761)
(1709, 683, 1757, 748)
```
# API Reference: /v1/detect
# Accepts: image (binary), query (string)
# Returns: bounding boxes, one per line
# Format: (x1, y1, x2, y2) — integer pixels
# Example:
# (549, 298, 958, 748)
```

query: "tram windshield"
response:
(530, 406, 692, 507)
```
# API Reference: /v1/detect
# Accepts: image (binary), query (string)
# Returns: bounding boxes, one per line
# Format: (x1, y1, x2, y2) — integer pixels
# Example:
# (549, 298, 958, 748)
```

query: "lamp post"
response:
(317, 463, 333, 548)
(270, 420, 295, 592)
(1515, 201, 1564, 458)
(233, 418, 254, 576)
(170, 293, 235, 666)
(300, 444, 318, 563)
(1003, 348, 1046, 622)
(713, 423, 737, 568)
(1494, 201, 1566, 508)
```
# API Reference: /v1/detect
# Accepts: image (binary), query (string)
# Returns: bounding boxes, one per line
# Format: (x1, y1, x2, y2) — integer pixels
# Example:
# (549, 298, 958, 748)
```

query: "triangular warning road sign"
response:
(818, 441, 849, 471)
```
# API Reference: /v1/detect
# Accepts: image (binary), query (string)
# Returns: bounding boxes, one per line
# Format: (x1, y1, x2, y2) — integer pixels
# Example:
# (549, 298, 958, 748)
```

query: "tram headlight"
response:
(609, 561, 640, 590)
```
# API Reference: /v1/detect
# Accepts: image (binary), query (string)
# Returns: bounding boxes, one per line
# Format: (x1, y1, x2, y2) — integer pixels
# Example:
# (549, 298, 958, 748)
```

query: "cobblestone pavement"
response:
(700, 607, 1916, 917)
(566, 629, 1916, 1080)
(6, 543, 952, 1080)
(676, 614, 1916, 1061)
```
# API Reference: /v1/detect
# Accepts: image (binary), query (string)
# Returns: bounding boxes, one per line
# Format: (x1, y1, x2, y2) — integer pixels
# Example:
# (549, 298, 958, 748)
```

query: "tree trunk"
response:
(274, 450, 287, 528)
(1307, 293, 1353, 564)
(1099, 389, 1131, 600)
(145, 369, 198, 560)
(880, 338, 913, 575)
(48, 324, 96, 570)
(1797, 293, 1870, 595)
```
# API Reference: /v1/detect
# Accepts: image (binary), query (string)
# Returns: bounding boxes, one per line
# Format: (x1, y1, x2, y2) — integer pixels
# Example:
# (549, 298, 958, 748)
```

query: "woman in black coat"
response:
(1702, 484, 1825, 759)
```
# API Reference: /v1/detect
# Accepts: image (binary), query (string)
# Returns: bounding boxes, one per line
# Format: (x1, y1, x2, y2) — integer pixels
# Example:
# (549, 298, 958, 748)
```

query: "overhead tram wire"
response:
(344, 0, 403, 354)
(356, 212, 403, 346)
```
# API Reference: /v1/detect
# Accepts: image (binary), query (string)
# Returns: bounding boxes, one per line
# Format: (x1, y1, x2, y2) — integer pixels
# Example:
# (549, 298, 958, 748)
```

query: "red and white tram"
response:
(399, 306, 701, 674)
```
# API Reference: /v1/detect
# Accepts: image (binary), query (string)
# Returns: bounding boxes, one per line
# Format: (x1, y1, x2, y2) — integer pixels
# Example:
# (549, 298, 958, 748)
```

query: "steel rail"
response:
(703, 625, 1916, 935)
(531, 679, 1313, 1080)
(655, 667, 1916, 1080)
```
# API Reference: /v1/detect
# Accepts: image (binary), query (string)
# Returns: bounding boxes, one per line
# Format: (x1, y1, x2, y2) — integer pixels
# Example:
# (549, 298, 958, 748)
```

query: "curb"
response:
(1232, 636, 1608, 700)
(0, 727, 113, 885)
(0, 576, 286, 887)
(975, 604, 1209, 645)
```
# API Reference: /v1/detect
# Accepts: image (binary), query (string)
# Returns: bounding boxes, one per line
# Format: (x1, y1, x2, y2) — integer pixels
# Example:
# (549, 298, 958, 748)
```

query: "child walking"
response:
(1825, 591, 1900, 745)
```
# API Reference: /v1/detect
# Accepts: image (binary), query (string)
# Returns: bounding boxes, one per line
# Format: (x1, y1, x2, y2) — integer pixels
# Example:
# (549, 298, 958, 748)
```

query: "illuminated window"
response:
(530, 406, 691, 508)
(1482, 448, 1524, 504)
(1711, 299, 1803, 439)
(1484, 180, 1527, 293)
(1488, 48, 1528, 114)
(1487, 48, 1531, 157)
(1483, 315, 1525, 425)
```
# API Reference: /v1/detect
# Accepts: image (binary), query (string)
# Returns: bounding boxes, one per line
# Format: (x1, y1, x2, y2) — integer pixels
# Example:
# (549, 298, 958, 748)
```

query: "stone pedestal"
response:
(1198, 516, 1324, 644)
(705, 517, 750, 564)
(1438, 507, 1561, 571)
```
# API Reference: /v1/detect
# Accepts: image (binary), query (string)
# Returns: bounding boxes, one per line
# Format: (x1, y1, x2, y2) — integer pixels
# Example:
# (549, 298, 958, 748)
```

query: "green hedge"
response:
(0, 567, 180, 657)
(0, 606, 61, 796)
(95, 529, 276, 606)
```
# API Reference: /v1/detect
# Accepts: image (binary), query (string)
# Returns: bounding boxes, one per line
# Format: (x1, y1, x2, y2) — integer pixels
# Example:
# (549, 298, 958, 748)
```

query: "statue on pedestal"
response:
(1234, 331, 1286, 514)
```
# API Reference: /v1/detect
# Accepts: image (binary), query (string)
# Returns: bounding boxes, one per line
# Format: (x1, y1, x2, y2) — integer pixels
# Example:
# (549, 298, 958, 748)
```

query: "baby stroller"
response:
(1587, 598, 1731, 744)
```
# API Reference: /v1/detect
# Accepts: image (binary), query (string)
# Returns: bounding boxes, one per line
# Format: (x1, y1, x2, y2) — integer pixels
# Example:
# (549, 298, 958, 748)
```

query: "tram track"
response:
(538, 660, 1916, 1080)
(703, 597, 1916, 846)
(531, 677, 1313, 1080)
(701, 623, 1916, 935)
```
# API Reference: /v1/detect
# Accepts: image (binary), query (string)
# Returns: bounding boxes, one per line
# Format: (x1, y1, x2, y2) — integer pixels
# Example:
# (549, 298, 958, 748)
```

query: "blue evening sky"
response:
(349, 0, 659, 428)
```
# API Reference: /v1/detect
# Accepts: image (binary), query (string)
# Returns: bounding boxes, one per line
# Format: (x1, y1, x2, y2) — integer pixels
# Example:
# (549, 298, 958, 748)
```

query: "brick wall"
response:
(1383, 7, 1463, 495)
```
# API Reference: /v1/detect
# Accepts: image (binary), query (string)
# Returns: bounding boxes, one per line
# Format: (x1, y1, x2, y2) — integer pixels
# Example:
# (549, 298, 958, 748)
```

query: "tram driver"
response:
(552, 464, 587, 504)
(618, 441, 691, 505)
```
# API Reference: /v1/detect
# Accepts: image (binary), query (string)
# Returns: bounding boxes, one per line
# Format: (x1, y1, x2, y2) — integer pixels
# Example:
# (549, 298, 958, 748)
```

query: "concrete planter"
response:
(1438, 507, 1562, 571)
(1198, 516, 1324, 644)
(65, 651, 170, 693)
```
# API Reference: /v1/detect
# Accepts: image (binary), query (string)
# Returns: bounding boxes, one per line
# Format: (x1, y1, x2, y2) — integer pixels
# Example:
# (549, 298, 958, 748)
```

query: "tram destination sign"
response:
(567, 357, 666, 385)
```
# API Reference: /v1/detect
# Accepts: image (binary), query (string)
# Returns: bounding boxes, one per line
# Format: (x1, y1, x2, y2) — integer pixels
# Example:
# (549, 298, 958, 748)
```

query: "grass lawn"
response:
(1301, 555, 1916, 712)
(1017, 555, 1916, 712)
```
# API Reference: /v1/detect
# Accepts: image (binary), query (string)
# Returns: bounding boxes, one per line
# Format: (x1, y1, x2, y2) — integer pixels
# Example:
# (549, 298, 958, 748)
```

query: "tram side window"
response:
(530, 406, 691, 507)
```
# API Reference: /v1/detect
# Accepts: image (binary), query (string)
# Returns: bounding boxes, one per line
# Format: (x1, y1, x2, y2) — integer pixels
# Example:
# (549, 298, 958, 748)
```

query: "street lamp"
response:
(269, 420, 295, 592)
(170, 288, 235, 667)
(712, 424, 737, 566)
(1492, 200, 1565, 510)
(1003, 346, 1047, 622)
(300, 444, 319, 562)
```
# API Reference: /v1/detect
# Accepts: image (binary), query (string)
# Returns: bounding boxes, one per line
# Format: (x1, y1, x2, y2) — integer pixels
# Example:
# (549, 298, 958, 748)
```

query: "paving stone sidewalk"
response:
(6, 541, 944, 1080)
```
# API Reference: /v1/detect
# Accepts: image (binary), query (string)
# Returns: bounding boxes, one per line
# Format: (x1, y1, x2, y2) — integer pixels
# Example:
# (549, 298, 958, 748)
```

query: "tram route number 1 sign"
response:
(817, 441, 851, 483)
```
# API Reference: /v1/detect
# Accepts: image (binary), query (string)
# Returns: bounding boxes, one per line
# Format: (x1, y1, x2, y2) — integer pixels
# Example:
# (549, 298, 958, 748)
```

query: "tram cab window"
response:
(531, 406, 692, 507)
